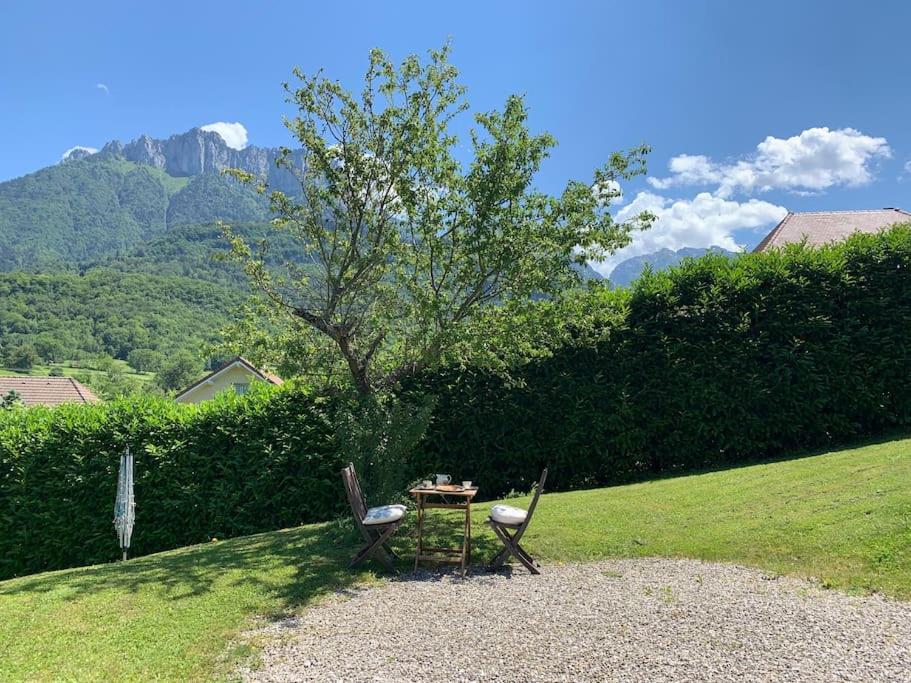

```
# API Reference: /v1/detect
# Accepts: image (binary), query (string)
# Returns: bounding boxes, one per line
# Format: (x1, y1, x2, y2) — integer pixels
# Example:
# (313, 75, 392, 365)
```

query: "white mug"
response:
(435, 474, 451, 486)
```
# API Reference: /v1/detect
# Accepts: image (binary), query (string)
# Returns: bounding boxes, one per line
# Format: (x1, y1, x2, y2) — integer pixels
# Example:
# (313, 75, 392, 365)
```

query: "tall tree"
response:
(225, 44, 652, 395)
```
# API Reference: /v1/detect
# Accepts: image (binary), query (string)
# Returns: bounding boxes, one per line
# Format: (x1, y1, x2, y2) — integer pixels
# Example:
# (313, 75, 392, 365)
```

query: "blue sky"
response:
(2, 1, 910, 272)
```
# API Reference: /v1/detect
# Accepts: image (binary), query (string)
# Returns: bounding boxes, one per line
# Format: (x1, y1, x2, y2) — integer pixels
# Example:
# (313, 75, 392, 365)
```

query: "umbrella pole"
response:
(122, 549, 127, 561)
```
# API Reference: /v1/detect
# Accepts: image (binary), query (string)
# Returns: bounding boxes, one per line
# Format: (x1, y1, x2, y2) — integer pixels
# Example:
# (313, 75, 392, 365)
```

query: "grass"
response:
(0, 360, 155, 384)
(1, 436, 909, 680)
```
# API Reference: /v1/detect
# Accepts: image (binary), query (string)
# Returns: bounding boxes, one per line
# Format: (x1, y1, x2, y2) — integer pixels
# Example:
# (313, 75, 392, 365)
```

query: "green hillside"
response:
(166, 173, 269, 228)
(0, 436, 907, 680)
(0, 152, 277, 382)
(0, 269, 245, 363)
(0, 153, 268, 269)
(0, 156, 178, 268)
(92, 221, 310, 287)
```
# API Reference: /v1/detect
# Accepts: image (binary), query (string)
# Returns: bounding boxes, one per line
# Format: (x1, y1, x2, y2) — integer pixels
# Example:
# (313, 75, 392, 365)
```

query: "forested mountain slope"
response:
(0, 269, 244, 362)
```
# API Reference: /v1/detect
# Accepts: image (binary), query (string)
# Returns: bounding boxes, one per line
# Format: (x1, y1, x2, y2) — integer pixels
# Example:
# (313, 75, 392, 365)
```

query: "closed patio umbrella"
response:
(113, 446, 135, 561)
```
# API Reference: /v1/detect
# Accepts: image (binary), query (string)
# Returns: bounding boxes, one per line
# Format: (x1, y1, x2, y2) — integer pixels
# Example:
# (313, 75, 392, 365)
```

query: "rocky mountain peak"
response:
(100, 127, 305, 194)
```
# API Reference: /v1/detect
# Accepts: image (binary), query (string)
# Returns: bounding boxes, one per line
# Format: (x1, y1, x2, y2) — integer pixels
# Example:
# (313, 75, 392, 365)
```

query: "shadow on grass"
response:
(0, 507, 511, 610)
(0, 519, 359, 609)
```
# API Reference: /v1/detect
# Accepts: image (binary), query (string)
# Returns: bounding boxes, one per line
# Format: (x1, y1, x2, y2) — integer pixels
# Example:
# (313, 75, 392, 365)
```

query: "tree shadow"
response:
(0, 519, 360, 611)
(0, 506, 512, 612)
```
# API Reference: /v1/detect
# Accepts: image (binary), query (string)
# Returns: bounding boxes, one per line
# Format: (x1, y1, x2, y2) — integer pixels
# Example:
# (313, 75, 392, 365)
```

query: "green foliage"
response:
(3, 343, 37, 370)
(408, 226, 911, 498)
(0, 390, 21, 409)
(166, 174, 269, 228)
(0, 155, 175, 268)
(3, 226, 911, 581)
(0, 385, 342, 579)
(334, 392, 436, 506)
(0, 269, 244, 363)
(74, 359, 147, 400)
(94, 221, 311, 288)
(0, 152, 269, 269)
(33, 336, 66, 363)
(154, 352, 201, 392)
(225, 44, 652, 395)
(126, 348, 163, 373)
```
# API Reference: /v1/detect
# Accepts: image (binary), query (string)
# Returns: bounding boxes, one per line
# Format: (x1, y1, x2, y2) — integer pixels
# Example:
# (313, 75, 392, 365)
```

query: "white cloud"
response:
(648, 127, 891, 198)
(60, 145, 99, 161)
(592, 191, 787, 276)
(592, 178, 624, 206)
(200, 122, 248, 150)
(96, 83, 109, 95)
(905, 160, 911, 174)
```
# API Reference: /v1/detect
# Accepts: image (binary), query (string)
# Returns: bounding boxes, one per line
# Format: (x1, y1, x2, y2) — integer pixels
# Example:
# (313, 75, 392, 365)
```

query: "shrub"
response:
(155, 352, 200, 392)
(0, 385, 342, 579)
(126, 348, 162, 373)
(410, 226, 911, 498)
(4, 343, 38, 370)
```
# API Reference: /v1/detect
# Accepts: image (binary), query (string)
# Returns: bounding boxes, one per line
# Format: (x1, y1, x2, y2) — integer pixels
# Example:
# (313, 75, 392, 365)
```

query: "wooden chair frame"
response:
(341, 462, 403, 572)
(488, 468, 547, 574)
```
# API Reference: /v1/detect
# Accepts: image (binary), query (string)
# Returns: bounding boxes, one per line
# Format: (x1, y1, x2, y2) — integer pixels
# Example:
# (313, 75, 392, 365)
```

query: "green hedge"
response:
(0, 387, 341, 580)
(3, 226, 911, 580)
(411, 227, 911, 497)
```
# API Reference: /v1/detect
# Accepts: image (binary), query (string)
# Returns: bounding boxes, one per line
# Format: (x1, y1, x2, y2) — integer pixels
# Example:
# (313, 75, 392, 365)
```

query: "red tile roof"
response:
(754, 208, 911, 252)
(0, 376, 100, 407)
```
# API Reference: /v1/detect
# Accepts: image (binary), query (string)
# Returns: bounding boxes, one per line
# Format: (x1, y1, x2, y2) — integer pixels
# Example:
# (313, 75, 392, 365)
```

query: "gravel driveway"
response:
(241, 559, 911, 682)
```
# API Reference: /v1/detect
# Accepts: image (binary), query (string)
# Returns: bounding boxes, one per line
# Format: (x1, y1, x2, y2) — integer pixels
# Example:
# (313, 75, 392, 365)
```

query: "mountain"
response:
(0, 128, 299, 269)
(608, 246, 738, 287)
(0, 127, 609, 383)
(102, 128, 305, 195)
(573, 262, 604, 282)
(0, 156, 181, 269)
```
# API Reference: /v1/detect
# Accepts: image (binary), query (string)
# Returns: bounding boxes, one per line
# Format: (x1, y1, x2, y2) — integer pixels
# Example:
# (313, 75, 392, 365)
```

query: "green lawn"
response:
(1, 437, 908, 681)
(0, 360, 155, 384)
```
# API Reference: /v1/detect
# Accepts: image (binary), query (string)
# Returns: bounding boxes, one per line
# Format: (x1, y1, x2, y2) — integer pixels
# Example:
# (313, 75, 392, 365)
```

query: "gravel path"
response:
(241, 559, 911, 682)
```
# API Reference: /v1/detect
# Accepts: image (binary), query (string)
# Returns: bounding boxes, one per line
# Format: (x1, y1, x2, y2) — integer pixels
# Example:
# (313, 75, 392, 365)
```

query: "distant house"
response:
(174, 356, 283, 404)
(0, 376, 99, 407)
(754, 208, 911, 252)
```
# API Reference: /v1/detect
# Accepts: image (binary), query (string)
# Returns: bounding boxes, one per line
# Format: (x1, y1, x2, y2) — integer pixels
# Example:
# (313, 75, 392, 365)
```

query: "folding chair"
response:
(340, 462, 406, 572)
(487, 468, 547, 574)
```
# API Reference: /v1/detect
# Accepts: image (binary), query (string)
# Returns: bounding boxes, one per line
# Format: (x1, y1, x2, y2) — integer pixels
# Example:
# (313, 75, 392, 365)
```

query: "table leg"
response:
(414, 494, 424, 572)
(460, 502, 469, 577)
(467, 500, 472, 567)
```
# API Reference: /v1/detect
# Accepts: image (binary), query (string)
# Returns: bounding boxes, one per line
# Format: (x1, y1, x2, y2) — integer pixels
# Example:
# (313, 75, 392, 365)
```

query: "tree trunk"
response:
(337, 335, 372, 396)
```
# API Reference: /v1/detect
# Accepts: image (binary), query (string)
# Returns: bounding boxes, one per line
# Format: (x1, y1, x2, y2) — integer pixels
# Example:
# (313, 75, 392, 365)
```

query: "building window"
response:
(233, 383, 249, 395)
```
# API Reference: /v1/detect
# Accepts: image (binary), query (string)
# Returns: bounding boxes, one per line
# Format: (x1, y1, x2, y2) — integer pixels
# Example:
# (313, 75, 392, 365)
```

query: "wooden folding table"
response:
(409, 484, 478, 576)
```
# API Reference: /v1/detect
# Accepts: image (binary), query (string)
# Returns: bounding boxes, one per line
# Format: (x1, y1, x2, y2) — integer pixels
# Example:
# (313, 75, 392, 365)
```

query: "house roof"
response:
(173, 356, 283, 401)
(0, 376, 99, 407)
(754, 208, 911, 252)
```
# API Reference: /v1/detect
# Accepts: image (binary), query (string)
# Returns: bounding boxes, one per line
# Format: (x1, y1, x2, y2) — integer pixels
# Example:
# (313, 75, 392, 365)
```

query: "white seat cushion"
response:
(362, 505, 406, 526)
(490, 504, 527, 525)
